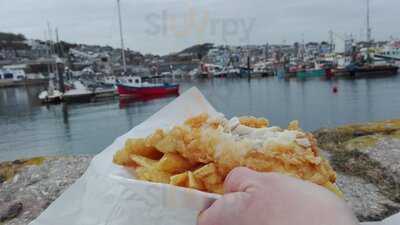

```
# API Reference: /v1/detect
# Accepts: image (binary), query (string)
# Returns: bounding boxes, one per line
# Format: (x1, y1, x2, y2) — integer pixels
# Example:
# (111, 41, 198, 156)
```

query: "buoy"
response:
(332, 85, 338, 93)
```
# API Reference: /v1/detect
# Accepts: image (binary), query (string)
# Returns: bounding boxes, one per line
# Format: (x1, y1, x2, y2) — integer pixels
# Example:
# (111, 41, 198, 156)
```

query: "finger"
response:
(224, 167, 261, 193)
(197, 197, 223, 225)
(197, 192, 250, 225)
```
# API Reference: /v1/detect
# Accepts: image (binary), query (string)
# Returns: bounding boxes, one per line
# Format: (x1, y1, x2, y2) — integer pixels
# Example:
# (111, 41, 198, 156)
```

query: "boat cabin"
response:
(0, 67, 26, 80)
(200, 64, 224, 75)
(117, 75, 142, 84)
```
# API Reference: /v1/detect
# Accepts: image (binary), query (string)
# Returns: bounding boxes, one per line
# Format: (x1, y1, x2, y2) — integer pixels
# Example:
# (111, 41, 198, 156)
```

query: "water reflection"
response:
(118, 94, 179, 109)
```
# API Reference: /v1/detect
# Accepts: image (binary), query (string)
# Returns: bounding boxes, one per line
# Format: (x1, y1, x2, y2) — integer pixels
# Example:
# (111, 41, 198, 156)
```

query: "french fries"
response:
(157, 153, 194, 174)
(170, 172, 189, 187)
(135, 167, 171, 184)
(113, 113, 341, 196)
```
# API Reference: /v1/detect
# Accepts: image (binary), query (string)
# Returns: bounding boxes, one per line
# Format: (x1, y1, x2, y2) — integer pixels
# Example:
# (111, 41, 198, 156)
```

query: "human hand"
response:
(198, 167, 358, 225)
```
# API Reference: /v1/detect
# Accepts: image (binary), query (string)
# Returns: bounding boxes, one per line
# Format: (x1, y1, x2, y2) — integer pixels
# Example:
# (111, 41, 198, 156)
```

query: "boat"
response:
(117, 76, 179, 97)
(226, 67, 241, 77)
(199, 63, 225, 78)
(93, 87, 117, 98)
(102, 76, 118, 86)
(63, 81, 95, 102)
(252, 62, 273, 77)
(38, 89, 63, 103)
(374, 41, 400, 61)
(238, 67, 253, 78)
(296, 68, 326, 79)
(38, 73, 63, 104)
(284, 65, 299, 79)
(345, 64, 399, 77)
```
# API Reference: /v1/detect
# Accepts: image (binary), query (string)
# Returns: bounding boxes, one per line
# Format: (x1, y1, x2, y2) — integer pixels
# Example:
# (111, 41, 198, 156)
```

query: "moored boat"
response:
(346, 64, 399, 77)
(63, 81, 94, 103)
(38, 90, 63, 104)
(296, 68, 326, 79)
(116, 76, 179, 97)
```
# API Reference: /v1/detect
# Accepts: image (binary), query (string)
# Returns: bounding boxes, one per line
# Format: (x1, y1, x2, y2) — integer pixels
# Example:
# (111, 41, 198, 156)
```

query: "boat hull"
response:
(297, 69, 326, 79)
(348, 65, 399, 77)
(117, 83, 179, 97)
(63, 93, 94, 103)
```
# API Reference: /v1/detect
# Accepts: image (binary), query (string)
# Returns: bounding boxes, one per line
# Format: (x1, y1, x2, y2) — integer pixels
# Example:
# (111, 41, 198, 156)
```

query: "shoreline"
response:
(1, 120, 400, 225)
(0, 79, 48, 88)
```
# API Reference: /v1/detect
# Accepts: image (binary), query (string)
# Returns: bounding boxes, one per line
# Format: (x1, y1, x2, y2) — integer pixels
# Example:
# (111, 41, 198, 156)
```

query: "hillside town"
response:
(1, 31, 399, 84)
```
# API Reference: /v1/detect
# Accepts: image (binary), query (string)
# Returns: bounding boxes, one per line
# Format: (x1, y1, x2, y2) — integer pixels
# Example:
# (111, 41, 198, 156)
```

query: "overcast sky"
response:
(1, 0, 399, 55)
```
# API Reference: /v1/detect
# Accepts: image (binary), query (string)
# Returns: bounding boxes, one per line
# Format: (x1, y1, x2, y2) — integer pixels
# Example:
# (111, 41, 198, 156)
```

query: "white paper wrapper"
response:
(29, 87, 400, 225)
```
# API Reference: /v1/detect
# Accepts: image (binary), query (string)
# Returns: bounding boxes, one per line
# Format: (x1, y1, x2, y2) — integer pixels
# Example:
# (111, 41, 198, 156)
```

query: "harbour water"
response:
(1, 76, 400, 161)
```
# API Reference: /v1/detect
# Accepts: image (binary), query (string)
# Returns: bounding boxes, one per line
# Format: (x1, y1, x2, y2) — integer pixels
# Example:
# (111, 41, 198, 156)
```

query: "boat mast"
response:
(117, 0, 127, 74)
(366, 0, 372, 42)
(55, 28, 65, 93)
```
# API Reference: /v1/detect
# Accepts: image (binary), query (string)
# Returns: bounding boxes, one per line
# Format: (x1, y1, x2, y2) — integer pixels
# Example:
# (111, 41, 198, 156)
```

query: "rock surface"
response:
(0, 156, 93, 225)
(315, 119, 400, 222)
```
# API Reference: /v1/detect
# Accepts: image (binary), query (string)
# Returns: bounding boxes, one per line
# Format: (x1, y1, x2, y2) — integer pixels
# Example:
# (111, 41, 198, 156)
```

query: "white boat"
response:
(63, 81, 94, 102)
(38, 73, 63, 103)
(253, 62, 273, 77)
(375, 41, 400, 61)
(200, 63, 225, 78)
(102, 76, 118, 85)
(38, 90, 63, 103)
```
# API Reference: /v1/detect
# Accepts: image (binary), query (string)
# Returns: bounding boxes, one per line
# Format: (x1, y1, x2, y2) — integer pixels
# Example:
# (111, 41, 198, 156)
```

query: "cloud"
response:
(0, 0, 399, 55)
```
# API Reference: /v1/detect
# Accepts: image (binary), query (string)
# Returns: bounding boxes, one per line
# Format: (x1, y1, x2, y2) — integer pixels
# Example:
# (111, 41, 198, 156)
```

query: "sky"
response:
(0, 0, 399, 55)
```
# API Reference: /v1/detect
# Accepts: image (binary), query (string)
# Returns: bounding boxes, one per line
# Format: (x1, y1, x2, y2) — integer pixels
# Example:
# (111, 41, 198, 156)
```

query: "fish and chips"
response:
(113, 113, 341, 196)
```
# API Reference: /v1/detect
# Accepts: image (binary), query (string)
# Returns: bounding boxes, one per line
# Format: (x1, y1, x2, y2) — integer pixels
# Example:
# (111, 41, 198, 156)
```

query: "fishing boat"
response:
(253, 62, 273, 77)
(375, 41, 400, 61)
(296, 68, 326, 79)
(199, 63, 225, 78)
(117, 76, 179, 97)
(345, 64, 399, 77)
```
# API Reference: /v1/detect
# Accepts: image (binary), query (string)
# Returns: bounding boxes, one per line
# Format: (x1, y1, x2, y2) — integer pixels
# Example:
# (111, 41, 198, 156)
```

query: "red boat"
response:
(117, 82, 179, 97)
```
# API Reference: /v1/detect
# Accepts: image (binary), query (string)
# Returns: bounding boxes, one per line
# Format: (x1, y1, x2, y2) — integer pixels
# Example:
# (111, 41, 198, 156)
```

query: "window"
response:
(4, 73, 13, 79)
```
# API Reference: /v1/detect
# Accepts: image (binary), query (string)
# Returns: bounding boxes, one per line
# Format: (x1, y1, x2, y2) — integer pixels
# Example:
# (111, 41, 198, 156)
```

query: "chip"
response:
(130, 154, 158, 168)
(135, 167, 171, 184)
(187, 171, 205, 191)
(157, 153, 194, 174)
(170, 172, 189, 187)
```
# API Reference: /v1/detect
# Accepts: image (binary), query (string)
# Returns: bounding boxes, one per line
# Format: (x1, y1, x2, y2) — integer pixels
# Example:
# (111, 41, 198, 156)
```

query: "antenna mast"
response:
(117, 0, 127, 73)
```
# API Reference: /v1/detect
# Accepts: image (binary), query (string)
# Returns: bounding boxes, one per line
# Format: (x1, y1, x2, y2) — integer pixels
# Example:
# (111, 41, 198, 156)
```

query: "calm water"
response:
(1, 76, 400, 161)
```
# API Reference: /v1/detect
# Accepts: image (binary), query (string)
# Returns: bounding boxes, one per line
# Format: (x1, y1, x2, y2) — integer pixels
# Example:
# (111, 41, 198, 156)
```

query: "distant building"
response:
(25, 39, 50, 58)
(94, 53, 112, 74)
